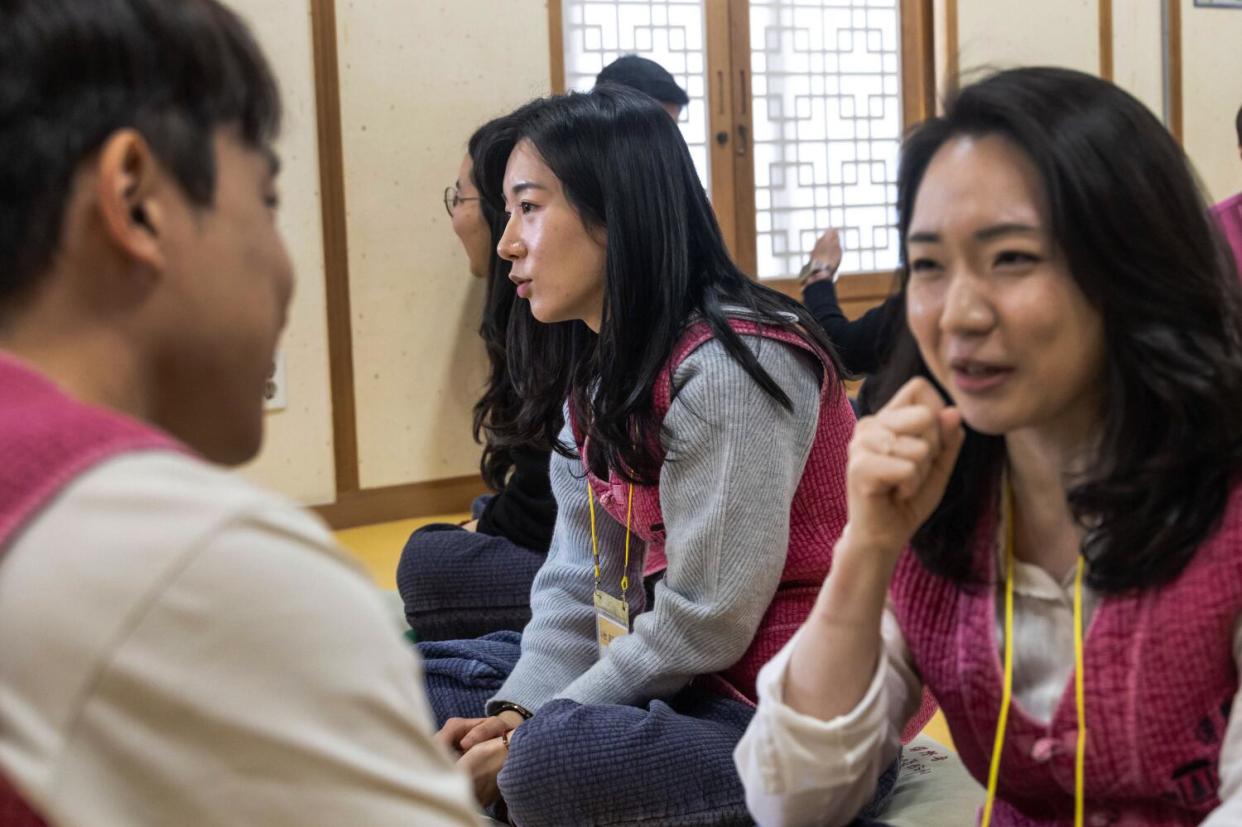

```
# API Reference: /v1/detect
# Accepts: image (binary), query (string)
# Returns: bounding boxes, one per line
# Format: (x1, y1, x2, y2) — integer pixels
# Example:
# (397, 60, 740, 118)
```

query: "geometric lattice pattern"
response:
(750, 0, 903, 278)
(562, 0, 712, 193)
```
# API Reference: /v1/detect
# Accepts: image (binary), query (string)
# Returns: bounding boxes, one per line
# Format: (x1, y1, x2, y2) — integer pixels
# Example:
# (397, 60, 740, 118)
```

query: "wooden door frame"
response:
(548, 0, 935, 305)
(309, 0, 484, 528)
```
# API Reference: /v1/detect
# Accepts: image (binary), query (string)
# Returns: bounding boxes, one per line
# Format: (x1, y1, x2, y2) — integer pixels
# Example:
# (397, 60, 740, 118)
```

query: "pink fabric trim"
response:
(0, 353, 185, 822)
(891, 480, 1242, 823)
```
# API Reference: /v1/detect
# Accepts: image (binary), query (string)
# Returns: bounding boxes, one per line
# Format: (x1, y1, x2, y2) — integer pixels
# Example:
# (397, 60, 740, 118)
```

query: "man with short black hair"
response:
(0, 2, 475, 824)
(1211, 104, 1242, 275)
(596, 54, 690, 120)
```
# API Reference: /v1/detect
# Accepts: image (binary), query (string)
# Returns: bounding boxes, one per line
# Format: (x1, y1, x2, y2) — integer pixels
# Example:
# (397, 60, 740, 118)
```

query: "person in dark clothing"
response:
(799, 227, 902, 377)
(595, 55, 689, 120)
(402, 62, 692, 642)
(397, 117, 568, 641)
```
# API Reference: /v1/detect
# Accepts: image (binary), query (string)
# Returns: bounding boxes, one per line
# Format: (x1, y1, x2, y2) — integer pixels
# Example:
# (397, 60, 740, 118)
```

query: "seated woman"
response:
(735, 67, 1242, 825)
(397, 117, 569, 641)
(418, 86, 900, 826)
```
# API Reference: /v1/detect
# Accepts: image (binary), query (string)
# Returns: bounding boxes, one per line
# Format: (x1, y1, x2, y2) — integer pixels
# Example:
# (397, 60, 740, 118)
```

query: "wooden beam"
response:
(548, 0, 566, 93)
(313, 475, 488, 530)
(764, 271, 900, 304)
(309, 0, 360, 494)
(728, 0, 757, 276)
(1098, 0, 1114, 80)
(900, 0, 936, 129)
(706, 0, 739, 258)
(1166, 0, 1183, 143)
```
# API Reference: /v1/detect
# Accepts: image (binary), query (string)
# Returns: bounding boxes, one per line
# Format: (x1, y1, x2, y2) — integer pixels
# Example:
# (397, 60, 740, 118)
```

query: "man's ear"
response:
(95, 129, 169, 272)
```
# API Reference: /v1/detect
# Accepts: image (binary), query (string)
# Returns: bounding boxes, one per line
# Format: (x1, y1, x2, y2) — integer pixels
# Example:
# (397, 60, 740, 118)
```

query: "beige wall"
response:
(955, 0, 1099, 78)
(941, 0, 1241, 204)
(226, 0, 337, 505)
(337, 0, 551, 489)
(225, 0, 551, 507)
(1182, 2, 1242, 203)
(1112, 2, 1164, 120)
(229, 0, 1241, 509)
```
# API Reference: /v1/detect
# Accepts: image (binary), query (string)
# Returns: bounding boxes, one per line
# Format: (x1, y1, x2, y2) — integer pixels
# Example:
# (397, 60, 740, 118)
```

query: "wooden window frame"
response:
(549, 0, 936, 313)
(305, 0, 937, 527)
(306, 0, 1181, 528)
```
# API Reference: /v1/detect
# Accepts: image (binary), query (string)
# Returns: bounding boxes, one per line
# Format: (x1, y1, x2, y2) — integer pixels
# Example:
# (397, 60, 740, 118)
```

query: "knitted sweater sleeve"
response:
(485, 418, 632, 715)
(489, 338, 820, 713)
(555, 336, 821, 707)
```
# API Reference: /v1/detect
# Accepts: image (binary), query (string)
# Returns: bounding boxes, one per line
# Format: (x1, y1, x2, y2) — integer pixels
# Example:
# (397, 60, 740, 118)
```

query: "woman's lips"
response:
(950, 359, 1013, 394)
(509, 273, 532, 299)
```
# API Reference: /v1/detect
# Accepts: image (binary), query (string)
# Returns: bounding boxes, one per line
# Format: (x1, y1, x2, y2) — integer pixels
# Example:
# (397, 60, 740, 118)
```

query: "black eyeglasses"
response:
(443, 185, 482, 218)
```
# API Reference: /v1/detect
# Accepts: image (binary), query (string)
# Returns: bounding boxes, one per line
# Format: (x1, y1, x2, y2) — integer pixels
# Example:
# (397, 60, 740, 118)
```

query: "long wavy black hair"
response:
(484, 85, 844, 483)
(466, 116, 573, 490)
(865, 67, 1242, 593)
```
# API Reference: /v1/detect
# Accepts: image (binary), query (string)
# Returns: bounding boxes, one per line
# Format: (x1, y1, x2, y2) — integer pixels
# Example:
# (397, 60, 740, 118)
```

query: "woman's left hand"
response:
(457, 736, 508, 807)
(460, 710, 525, 751)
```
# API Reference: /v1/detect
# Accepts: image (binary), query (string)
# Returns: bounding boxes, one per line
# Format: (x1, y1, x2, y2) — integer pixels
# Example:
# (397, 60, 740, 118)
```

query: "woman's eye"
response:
(909, 257, 941, 274)
(520, 201, 536, 215)
(995, 250, 1039, 268)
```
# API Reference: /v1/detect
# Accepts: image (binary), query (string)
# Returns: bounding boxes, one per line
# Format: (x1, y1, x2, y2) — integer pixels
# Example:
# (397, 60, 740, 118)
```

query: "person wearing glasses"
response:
(399, 57, 690, 644)
(417, 85, 911, 827)
(396, 118, 568, 642)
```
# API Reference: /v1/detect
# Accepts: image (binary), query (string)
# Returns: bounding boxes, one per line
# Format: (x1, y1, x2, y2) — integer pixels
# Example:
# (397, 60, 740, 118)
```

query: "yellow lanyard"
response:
(586, 480, 634, 597)
(982, 482, 1088, 827)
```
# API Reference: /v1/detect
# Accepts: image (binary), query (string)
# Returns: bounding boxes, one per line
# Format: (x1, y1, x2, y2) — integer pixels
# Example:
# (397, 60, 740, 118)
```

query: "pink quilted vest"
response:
(0, 353, 181, 826)
(890, 480, 1242, 826)
(1212, 191, 1242, 279)
(573, 320, 853, 705)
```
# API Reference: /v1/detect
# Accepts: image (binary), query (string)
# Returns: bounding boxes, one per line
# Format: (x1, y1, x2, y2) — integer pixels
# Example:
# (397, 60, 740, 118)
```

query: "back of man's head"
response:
(595, 55, 690, 114)
(1235, 104, 1241, 148)
(0, 0, 291, 466)
(0, 0, 281, 301)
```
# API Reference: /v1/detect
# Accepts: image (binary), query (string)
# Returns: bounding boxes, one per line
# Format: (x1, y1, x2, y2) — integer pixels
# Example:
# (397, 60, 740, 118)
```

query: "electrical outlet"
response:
(264, 351, 287, 412)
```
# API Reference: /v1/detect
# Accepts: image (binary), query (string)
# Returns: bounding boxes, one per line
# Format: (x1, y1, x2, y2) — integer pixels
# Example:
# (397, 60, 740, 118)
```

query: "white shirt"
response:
(734, 557, 1242, 826)
(0, 452, 479, 827)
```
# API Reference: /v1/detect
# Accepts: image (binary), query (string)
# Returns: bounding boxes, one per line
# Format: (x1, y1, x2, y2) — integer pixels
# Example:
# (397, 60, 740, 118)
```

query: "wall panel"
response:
(955, 0, 1098, 78)
(336, 0, 551, 490)
(226, 0, 337, 505)
(1181, 2, 1242, 202)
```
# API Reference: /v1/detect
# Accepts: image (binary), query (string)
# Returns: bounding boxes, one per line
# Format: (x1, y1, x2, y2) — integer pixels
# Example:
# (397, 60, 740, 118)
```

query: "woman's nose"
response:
(940, 272, 996, 335)
(497, 223, 525, 262)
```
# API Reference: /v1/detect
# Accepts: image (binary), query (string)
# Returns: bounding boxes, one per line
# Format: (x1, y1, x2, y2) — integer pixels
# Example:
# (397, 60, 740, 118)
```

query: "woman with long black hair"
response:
(417, 86, 903, 825)
(396, 117, 569, 641)
(736, 66, 1242, 825)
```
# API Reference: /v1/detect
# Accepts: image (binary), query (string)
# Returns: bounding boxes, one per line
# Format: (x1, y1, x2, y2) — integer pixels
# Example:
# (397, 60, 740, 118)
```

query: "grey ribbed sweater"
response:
(486, 335, 823, 713)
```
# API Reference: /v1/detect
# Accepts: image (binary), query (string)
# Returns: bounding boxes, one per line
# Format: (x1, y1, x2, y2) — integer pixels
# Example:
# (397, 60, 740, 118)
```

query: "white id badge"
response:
(593, 589, 630, 655)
